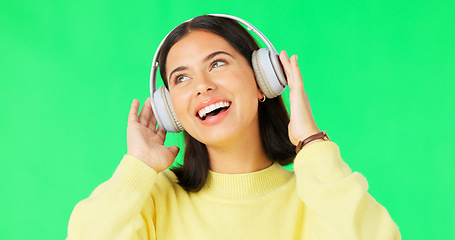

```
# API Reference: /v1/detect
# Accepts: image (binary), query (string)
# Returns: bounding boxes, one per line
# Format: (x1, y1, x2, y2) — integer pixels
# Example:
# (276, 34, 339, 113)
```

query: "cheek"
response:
(229, 72, 260, 113)
(233, 70, 260, 100)
(170, 90, 192, 122)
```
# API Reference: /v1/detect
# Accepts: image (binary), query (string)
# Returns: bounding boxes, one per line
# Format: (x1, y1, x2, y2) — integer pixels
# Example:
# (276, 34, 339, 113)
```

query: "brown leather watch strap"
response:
(295, 131, 330, 154)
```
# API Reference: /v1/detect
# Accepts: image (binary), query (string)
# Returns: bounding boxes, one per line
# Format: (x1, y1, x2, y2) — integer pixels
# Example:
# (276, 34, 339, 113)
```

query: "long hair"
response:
(158, 15, 296, 192)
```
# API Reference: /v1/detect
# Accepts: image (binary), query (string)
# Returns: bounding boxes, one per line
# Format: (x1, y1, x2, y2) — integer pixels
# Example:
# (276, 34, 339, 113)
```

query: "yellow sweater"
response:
(67, 141, 401, 239)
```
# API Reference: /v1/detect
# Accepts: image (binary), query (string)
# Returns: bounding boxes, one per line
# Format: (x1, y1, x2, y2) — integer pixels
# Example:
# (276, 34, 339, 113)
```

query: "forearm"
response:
(295, 141, 401, 240)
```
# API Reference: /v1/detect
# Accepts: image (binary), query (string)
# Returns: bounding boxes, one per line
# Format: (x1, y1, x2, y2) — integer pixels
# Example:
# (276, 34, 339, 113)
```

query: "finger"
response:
(156, 126, 167, 141)
(148, 107, 158, 130)
(128, 99, 139, 122)
(279, 50, 292, 77)
(289, 55, 304, 89)
(280, 51, 303, 90)
(138, 97, 152, 127)
(168, 145, 180, 158)
(279, 50, 289, 72)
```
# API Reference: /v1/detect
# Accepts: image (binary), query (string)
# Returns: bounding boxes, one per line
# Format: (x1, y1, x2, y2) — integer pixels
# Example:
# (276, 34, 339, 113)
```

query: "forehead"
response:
(165, 30, 238, 69)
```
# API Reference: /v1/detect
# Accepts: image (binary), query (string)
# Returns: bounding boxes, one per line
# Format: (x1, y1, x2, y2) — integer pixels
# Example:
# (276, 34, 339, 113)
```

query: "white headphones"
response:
(149, 14, 288, 133)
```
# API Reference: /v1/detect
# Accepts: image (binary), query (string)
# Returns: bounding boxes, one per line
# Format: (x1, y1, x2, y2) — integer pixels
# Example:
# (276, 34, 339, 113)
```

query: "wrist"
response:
(292, 126, 320, 145)
(295, 131, 330, 154)
(126, 152, 157, 171)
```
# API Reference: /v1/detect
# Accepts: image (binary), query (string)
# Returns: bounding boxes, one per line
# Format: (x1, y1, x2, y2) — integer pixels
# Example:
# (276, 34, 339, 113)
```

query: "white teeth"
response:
(198, 101, 231, 119)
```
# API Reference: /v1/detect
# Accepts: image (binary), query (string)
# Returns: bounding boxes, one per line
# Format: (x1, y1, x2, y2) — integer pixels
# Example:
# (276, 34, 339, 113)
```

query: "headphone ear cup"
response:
(252, 48, 286, 98)
(152, 86, 184, 133)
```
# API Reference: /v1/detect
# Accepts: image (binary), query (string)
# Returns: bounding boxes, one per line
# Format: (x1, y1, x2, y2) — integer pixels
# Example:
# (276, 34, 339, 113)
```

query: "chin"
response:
(195, 130, 236, 146)
(183, 110, 260, 147)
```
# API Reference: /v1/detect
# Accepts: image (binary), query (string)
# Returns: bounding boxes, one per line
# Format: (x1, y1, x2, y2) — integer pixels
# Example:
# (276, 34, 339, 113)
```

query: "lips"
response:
(197, 101, 231, 119)
(195, 98, 232, 123)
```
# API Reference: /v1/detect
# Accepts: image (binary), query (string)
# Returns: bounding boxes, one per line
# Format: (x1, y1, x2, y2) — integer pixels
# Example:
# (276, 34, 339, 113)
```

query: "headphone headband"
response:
(150, 14, 281, 99)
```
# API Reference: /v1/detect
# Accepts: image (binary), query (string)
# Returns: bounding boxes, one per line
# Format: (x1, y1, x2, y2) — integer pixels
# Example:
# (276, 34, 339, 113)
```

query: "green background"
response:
(1, 0, 454, 239)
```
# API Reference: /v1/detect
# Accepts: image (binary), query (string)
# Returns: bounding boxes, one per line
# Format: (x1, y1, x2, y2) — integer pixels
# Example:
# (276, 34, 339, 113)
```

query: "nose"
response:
(195, 73, 216, 96)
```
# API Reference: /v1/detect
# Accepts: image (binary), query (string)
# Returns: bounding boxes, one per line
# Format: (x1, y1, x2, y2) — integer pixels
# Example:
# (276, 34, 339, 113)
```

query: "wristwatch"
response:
(295, 131, 330, 154)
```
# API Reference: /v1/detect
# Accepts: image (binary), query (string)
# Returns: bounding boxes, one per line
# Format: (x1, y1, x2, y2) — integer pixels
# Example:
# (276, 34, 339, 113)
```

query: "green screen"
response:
(1, 0, 454, 239)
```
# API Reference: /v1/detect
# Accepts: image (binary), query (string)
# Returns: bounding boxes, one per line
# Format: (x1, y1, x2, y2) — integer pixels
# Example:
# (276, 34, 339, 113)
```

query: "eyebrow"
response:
(203, 51, 233, 62)
(168, 66, 188, 82)
(168, 51, 234, 82)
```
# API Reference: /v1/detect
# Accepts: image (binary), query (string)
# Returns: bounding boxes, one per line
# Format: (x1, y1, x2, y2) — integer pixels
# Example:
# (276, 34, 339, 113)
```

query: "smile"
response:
(197, 101, 231, 120)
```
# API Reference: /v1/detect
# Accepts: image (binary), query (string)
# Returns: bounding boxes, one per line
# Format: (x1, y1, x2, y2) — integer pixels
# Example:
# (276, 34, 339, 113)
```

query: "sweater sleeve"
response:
(67, 155, 158, 240)
(294, 141, 401, 240)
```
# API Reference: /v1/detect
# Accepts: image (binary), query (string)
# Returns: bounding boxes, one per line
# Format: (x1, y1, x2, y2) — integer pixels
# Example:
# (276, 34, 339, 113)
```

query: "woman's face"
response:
(166, 30, 263, 147)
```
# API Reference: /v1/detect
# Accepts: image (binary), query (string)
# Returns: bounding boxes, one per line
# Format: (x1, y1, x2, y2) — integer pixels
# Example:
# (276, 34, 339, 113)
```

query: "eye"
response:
(210, 59, 227, 70)
(174, 74, 190, 84)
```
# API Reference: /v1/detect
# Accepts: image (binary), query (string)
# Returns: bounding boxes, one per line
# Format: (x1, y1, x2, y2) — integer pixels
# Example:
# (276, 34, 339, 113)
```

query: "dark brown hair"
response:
(158, 15, 296, 192)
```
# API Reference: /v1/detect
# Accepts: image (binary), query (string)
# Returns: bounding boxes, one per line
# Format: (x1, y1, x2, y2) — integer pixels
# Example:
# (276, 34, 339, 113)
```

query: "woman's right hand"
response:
(126, 97, 180, 173)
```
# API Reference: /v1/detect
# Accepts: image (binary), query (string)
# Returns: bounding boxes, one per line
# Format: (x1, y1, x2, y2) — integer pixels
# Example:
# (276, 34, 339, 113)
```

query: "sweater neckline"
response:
(199, 162, 293, 201)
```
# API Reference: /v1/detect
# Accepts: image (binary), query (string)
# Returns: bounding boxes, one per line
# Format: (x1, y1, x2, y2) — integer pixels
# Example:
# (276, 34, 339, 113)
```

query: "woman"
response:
(67, 15, 401, 239)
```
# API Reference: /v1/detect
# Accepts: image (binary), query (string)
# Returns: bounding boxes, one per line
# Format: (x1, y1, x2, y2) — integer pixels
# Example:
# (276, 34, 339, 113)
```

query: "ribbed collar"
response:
(199, 163, 293, 201)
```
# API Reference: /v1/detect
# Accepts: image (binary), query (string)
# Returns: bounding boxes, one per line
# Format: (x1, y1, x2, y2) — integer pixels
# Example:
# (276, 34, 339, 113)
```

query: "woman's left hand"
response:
(279, 50, 320, 146)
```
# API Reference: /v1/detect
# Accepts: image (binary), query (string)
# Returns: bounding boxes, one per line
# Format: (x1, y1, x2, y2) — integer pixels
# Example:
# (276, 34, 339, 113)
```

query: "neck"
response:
(201, 162, 293, 200)
(206, 121, 272, 174)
